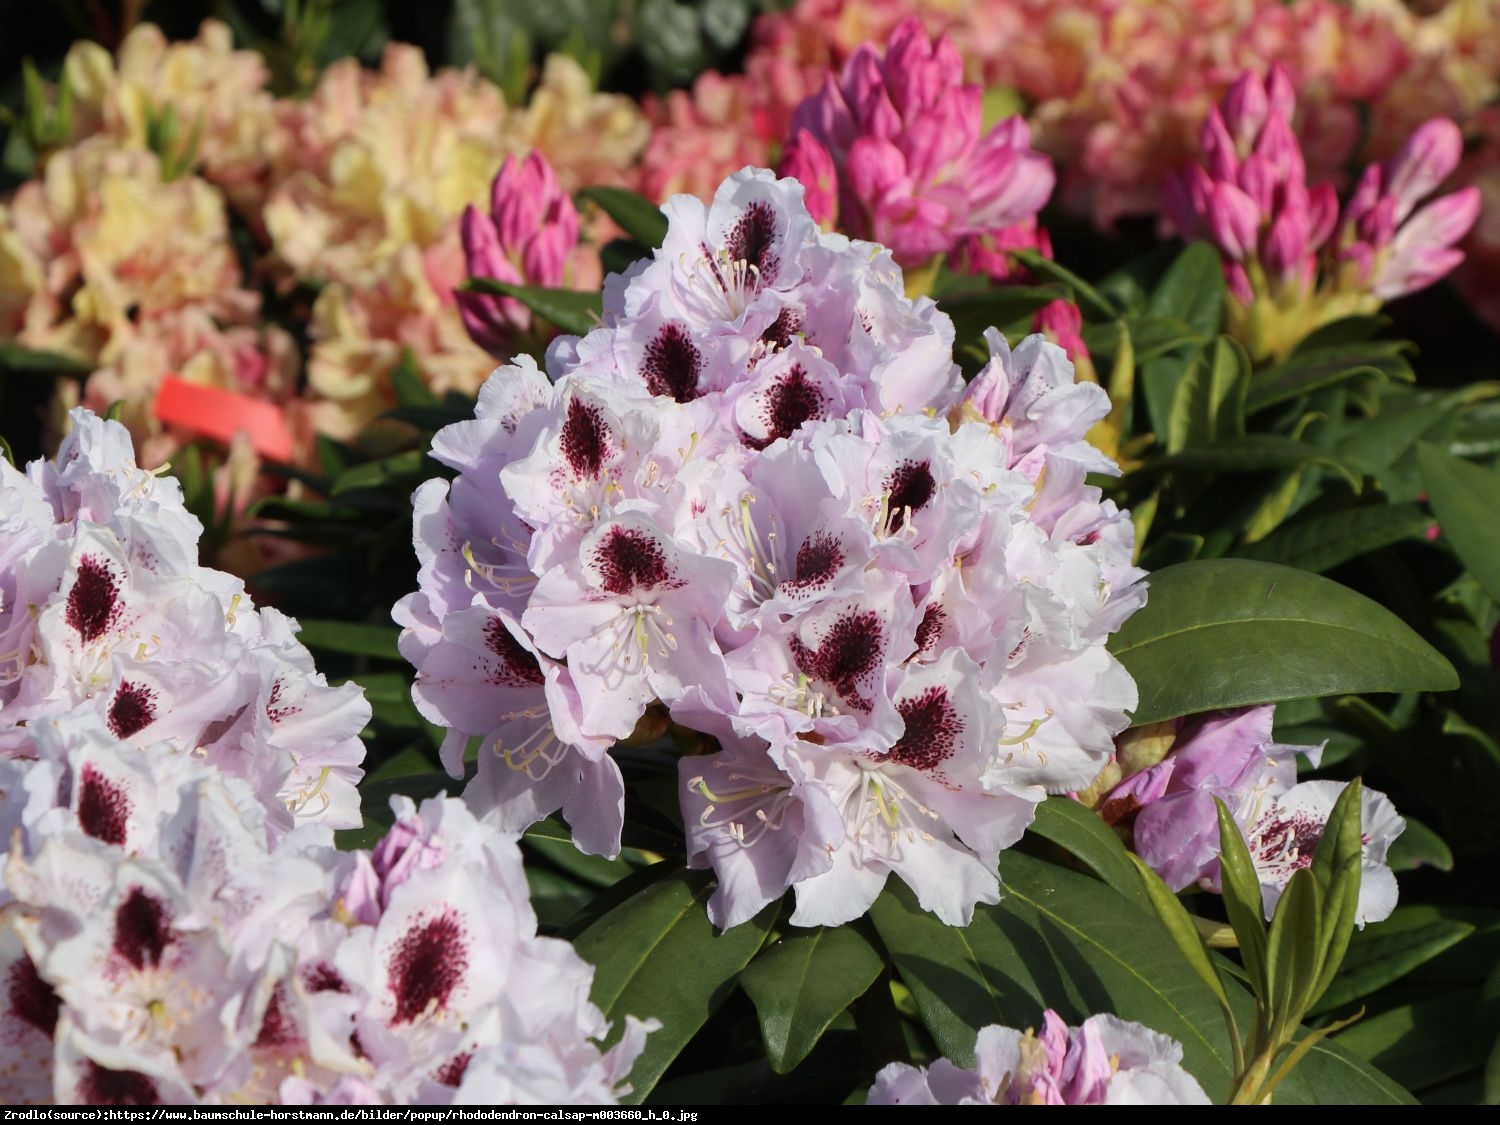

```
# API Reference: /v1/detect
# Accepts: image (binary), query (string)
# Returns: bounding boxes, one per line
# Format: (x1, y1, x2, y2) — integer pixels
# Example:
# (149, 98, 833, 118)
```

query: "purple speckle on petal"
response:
(389, 909, 469, 1024)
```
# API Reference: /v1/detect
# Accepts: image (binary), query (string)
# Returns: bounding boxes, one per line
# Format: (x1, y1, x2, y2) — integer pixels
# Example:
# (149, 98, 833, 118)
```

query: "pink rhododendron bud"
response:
(457, 151, 583, 359)
(780, 130, 840, 229)
(786, 18, 1054, 274)
(869, 1011, 1210, 1104)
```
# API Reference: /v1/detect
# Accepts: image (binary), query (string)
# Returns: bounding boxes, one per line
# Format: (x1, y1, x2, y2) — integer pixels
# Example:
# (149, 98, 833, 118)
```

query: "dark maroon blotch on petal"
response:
(76, 1061, 162, 1106)
(106, 681, 156, 739)
(561, 396, 611, 478)
(65, 555, 122, 643)
(642, 322, 705, 403)
(746, 364, 826, 449)
(77, 764, 132, 846)
(112, 886, 172, 971)
(594, 526, 674, 596)
(389, 909, 469, 1024)
(790, 608, 884, 712)
(884, 685, 963, 772)
(483, 618, 546, 687)
(6, 955, 60, 1039)
(884, 460, 936, 533)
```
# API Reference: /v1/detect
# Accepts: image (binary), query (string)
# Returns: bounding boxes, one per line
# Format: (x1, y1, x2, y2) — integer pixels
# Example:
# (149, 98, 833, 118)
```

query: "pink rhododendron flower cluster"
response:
(782, 19, 1054, 279)
(1092, 706, 1404, 925)
(0, 409, 368, 835)
(397, 168, 1146, 930)
(1167, 66, 1479, 358)
(867, 1010, 1210, 1104)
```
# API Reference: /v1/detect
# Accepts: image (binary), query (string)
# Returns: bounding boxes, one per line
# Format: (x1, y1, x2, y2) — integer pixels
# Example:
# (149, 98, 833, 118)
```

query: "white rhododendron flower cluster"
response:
(397, 168, 1147, 929)
(867, 1010, 1211, 1105)
(0, 418, 651, 1105)
(0, 409, 367, 834)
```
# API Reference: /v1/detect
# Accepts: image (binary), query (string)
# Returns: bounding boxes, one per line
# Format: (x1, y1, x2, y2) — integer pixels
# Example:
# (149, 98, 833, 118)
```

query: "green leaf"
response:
(1130, 434, 1362, 491)
(1011, 249, 1115, 320)
(1308, 782, 1365, 1006)
(1081, 316, 1202, 364)
(572, 869, 775, 1103)
(329, 449, 429, 496)
(1266, 869, 1325, 1039)
(1216, 798, 1268, 994)
(1385, 816, 1454, 873)
(1128, 854, 1233, 1015)
(1236, 501, 1435, 574)
(1108, 559, 1458, 725)
(0, 340, 91, 375)
(578, 185, 668, 250)
(1167, 336, 1248, 453)
(739, 924, 885, 1073)
(942, 286, 1063, 349)
(293, 619, 402, 661)
(462, 278, 601, 336)
(1146, 243, 1226, 338)
(1247, 343, 1413, 414)
(1336, 994, 1500, 1092)
(1312, 913, 1476, 1016)
(389, 348, 436, 406)
(1418, 443, 1500, 607)
(1027, 798, 1151, 913)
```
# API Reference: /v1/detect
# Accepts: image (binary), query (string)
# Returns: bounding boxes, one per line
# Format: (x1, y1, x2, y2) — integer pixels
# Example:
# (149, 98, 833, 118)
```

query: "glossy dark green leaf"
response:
(1386, 816, 1454, 873)
(739, 924, 885, 1073)
(1247, 343, 1413, 414)
(1266, 869, 1324, 1039)
(1312, 912, 1476, 1016)
(1109, 559, 1458, 725)
(294, 619, 402, 661)
(1335, 993, 1499, 1092)
(1167, 335, 1248, 453)
(1081, 316, 1202, 363)
(1146, 243, 1226, 338)
(578, 185, 669, 250)
(462, 277, 602, 336)
(1236, 502, 1434, 574)
(1026, 798, 1150, 913)
(573, 869, 775, 1103)
(1130, 434, 1362, 490)
(1418, 443, 1500, 607)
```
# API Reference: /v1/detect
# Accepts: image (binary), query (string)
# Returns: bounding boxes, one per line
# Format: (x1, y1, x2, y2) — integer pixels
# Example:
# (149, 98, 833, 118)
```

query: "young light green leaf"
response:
(739, 924, 885, 1074)
(1167, 336, 1248, 453)
(1109, 559, 1458, 725)
(1265, 868, 1325, 1041)
(1146, 242, 1226, 337)
(1127, 854, 1234, 1015)
(1216, 798, 1268, 994)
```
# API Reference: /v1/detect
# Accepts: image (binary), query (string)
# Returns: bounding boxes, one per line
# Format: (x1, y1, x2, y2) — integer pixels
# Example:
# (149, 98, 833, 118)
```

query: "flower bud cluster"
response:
(398, 168, 1146, 929)
(1167, 65, 1479, 357)
(782, 19, 1054, 278)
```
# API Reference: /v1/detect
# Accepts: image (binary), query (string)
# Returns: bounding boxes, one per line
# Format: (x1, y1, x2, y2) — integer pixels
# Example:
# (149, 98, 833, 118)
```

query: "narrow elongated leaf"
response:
(1247, 341, 1413, 413)
(1130, 434, 1362, 489)
(1109, 559, 1458, 725)
(293, 619, 402, 661)
(578, 185, 669, 250)
(1216, 799, 1268, 993)
(1027, 798, 1150, 913)
(1418, 443, 1500, 607)
(739, 924, 885, 1073)
(1237, 502, 1434, 574)
(0, 340, 91, 374)
(1312, 915, 1475, 1015)
(1167, 335, 1248, 453)
(1128, 854, 1232, 1013)
(1147, 243, 1226, 338)
(572, 869, 775, 1103)
(1266, 869, 1324, 1040)
(330, 449, 429, 496)
(1011, 250, 1115, 319)
(1081, 316, 1202, 364)
(1385, 816, 1454, 873)
(462, 278, 602, 336)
